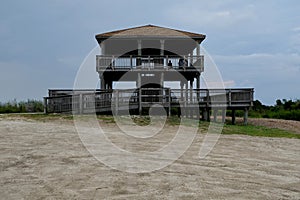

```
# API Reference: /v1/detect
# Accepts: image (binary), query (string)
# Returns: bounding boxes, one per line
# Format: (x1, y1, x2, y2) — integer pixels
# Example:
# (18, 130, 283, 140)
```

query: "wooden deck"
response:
(44, 88, 254, 124)
(96, 55, 204, 72)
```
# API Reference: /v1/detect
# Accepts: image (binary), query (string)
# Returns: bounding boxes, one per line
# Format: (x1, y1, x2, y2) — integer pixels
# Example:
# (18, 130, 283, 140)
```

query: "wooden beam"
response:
(232, 109, 236, 125)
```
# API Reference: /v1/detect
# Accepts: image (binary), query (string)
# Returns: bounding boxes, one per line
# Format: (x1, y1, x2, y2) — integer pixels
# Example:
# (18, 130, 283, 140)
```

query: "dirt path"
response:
(0, 118, 299, 199)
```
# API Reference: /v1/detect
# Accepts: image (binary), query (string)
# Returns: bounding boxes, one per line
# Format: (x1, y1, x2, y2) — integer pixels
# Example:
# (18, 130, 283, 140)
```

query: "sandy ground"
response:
(0, 118, 299, 199)
(248, 118, 300, 134)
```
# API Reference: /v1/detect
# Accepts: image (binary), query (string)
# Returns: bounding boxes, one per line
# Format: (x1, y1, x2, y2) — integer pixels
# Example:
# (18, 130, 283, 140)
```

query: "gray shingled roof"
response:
(95, 24, 206, 39)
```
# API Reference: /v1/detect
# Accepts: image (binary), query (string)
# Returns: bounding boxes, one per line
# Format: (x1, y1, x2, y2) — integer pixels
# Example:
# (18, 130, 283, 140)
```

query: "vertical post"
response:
(160, 72, 164, 88)
(203, 108, 208, 121)
(139, 88, 142, 115)
(137, 40, 142, 66)
(166, 55, 169, 69)
(138, 73, 142, 115)
(207, 109, 211, 122)
(130, 55, 133, 70)
(180, 81, 184, 102)
(232, 109, 236, 125)
(190, 79, 194, 118)
(221, 109, 226, 123)
(196, 76, 200, 101)
(100, 74, 105, 90)
(160, 72, 164, 103)
(244, 108, 249, 125)
(228, 89, 232, 107)
(196, 43, 200, 56)
(79, 93, 83, 114)
(100, 41, 106, 55)
(190, 79, 193, 103)
(160, 39, 165, 56)
(213, 109, 217, 122)
(168, 88, 171, 116)
(160, 40, 165, 67)
(43, 97, 47, 114)
(185, 81, 188, 117)
(115, 90, 119, 116)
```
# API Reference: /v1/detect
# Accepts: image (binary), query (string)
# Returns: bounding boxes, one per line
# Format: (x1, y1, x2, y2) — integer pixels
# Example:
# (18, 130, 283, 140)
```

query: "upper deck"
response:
(96, 55, 204, 72)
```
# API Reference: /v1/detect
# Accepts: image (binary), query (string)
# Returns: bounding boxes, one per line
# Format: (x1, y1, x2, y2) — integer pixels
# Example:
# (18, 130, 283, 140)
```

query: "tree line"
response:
(0, 98, 299, 121)
(249, 99, 300, 121)
(0, 99, 44, 113)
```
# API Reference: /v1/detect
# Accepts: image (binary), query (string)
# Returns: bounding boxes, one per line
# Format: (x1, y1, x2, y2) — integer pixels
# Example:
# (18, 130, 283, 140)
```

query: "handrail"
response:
(96, 55, 204, 71)
(44, 88, 253, 114)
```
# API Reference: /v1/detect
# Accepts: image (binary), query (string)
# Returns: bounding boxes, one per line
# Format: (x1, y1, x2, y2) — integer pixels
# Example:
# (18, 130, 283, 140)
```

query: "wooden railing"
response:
(44, 88, 253, 114)
(96, 55, 204, 72)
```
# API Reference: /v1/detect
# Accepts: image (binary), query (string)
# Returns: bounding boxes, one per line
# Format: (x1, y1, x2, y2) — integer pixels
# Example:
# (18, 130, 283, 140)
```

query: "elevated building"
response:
(44, 25, 253, 124)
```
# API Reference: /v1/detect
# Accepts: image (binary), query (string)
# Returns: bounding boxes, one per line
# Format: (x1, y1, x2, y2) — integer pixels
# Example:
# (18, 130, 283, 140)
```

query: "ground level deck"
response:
(44, 88, 254, 124)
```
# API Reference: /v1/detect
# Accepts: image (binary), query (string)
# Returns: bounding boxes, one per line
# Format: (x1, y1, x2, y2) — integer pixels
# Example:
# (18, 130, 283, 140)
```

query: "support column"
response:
(115, 90, 119, 115)
(100, 41, 106, 55)
(137, 40, 142, 66)
(160, 40, 165, 56)
(79, 93, 83, 114)
(43, 97, 47, 114)
(100, 74, 105, 90)
(167, 88, 171, 116)
(244, 108, 249, 125)
(180, 81, 184, 102)
(189, 79, 193, 103)
(160, 72, 164, 103)
(203, 108, 208, 121)
(190, 79, 194, 118)
(160, 72, 164, 88)
(138, 73, 142, 115)
(160, 40, 165, 66)
(221, 109, 226, 123)
(196, 75, 200, 101)
(213, 109, 217, 122)
(185, 81, 188, 117)
(232, 109, 236, 125)
(196, 43, 200, 56)
(108, 80, 113, 90)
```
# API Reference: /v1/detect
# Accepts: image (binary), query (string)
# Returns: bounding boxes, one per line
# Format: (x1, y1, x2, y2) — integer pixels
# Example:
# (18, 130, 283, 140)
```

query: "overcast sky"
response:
(1, 0, 299, 105)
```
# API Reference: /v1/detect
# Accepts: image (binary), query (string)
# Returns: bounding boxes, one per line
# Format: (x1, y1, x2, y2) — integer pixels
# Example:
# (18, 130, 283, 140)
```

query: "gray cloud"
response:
(0, 0, 299, 105)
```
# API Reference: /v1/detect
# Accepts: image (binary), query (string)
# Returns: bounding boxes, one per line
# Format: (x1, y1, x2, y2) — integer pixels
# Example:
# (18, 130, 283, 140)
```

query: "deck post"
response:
(115, 90, 119, 115)
(244, 108, 249, 125)
(100, 74, 105, 89)
(139, 88, 142, 115)
(196, 76, 200, 101)
(190, 79, 193, 118)
(168, 88, 171, 116)
(207, 109, 211, 122)
(221, 108, 226, 123)
(79, 93, 83, 114)
(138, 73, 142, 115)
(185, 81, 188, 117)
(203, 108, 208, 121)
(43, 97, 48, 114)
(160, 39, 165, 56)
(213, 109, 217, 122)
(180, 81, 184, 102)
(232, 109, 236, 125)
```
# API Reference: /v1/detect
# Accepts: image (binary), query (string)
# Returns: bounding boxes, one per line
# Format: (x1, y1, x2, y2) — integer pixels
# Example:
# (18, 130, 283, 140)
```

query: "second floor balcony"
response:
(96, 55, 204, 72)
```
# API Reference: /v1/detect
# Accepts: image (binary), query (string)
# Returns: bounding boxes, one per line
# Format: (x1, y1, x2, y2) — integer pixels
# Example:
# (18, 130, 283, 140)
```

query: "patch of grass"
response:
(98, 115, 115, 123)
(222, 124, 300, 139)
(0, 113, 73, 121)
